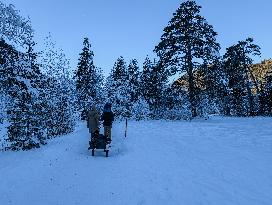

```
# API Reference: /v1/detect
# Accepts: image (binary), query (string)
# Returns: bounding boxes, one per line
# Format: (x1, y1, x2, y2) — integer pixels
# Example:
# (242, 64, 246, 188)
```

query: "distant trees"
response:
(105, 56, 153, 120)
(248, 59, 272, 116)
(154, 0, 220, 118)
(2, 0, 272, 151)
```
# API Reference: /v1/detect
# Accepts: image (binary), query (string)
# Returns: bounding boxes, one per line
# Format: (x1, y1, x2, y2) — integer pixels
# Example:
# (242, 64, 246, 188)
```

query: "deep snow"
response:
(0, 117, 271, 205)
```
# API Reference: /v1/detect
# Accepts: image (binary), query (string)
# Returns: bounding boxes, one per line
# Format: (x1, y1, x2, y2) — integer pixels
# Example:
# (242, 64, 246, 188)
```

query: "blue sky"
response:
(2, 0, 271, 75)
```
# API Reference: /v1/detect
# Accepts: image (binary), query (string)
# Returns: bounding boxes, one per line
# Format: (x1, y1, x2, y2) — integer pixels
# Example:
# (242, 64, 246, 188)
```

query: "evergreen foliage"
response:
(1, 0, 272, 152)
(131, 97, 151, 120)
(40, 33, 76, 137)
(128, 59, 140, 103)
(222, 38, 261, 116)
(264, 74, 272, 115)
(0, 2, 33, 47)
(0, 39, 45, 150)
(139, 57, 167, 118)
(75, 38, 103, 119)
(154, 0, 220, 118)
(106, 57, 131, 119)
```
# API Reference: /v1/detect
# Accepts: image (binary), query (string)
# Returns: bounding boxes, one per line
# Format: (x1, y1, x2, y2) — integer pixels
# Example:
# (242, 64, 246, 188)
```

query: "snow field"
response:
(0, 117, 271, 205)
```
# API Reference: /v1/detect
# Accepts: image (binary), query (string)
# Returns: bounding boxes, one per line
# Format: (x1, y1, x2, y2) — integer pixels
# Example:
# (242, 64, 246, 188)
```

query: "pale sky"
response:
(2, 0, 271, 75)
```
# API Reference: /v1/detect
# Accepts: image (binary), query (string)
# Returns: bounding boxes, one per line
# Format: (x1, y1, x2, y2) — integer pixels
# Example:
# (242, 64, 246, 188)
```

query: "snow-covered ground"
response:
(0, 116, 271, 205)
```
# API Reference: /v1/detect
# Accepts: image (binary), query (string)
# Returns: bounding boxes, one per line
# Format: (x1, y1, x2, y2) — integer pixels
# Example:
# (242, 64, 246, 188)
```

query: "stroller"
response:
(88, 130, 111, 157)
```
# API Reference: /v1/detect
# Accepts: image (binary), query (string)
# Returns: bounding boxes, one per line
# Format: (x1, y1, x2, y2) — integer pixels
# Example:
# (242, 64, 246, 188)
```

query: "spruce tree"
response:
(106, 56, 131, 119)
(154, 0, 220, 118)
(75, 38, 101, 119)
(128, 59, 140, 103)
(112, 56, 127, 83)
(140, 57, 153, 103)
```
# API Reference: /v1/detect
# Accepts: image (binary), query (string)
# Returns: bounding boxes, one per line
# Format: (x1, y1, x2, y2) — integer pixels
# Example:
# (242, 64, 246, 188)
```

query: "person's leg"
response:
(104, 126, 109, 138)
(104, 126, 111, 150)
(104, 126, 107, 137)
(108, 126, 111, 140)
(104, 126, 112, 140)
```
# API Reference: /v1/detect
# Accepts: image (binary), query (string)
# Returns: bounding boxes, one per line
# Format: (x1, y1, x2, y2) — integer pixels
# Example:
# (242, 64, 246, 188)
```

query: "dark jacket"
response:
(101, 111, 114, 126)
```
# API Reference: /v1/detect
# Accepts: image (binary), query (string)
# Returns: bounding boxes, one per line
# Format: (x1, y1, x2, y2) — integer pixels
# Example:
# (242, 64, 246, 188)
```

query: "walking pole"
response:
(125, 118, 128, 138)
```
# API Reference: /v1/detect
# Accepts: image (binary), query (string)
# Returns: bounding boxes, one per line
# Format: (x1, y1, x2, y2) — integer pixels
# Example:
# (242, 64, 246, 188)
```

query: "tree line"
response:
(1, 1, 272, 150)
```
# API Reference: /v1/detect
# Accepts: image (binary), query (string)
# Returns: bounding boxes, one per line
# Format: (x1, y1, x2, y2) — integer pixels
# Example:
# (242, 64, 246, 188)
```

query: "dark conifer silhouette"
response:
(154, 0, 220, 117)
(223, 38, 261, 116)
(75, 38, 99, 120)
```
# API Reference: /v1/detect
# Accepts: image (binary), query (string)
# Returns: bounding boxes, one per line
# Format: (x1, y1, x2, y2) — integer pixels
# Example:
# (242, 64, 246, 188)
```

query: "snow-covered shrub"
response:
(131, 97, 150, 120)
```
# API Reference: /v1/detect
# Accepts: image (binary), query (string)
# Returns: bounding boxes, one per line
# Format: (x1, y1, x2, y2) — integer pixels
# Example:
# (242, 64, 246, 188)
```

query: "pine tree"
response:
(75, 38, 102, 119)
(139, 57, 167, 118)
(154, 0, 220, 118)
(223, 38, 261, 116)
(112, 56, 127, 83)
(128, 59, 140, 103)
(116, 57, 130, 118)
(140, 57, 153, 103)
(106, 57, 131, 119)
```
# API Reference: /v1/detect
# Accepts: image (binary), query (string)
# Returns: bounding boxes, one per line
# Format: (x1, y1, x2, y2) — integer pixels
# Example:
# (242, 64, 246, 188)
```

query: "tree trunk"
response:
(248, 69, 264, 115)
(246, 83, 254, 116)
(187, 49, 197, 118)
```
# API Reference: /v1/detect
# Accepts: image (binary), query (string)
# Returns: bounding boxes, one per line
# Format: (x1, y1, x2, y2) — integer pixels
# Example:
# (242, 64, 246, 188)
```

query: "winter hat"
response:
(104, 103, 111, 112)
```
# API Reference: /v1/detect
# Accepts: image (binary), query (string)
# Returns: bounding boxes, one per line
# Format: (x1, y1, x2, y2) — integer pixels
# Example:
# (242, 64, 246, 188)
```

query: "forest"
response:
(1, 0, 272, 151)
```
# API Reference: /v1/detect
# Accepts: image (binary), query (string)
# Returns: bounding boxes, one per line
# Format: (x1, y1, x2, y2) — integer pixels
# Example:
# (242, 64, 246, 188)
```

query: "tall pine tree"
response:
(154, 0, 220, 117)
(75, 38, 102, 119)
